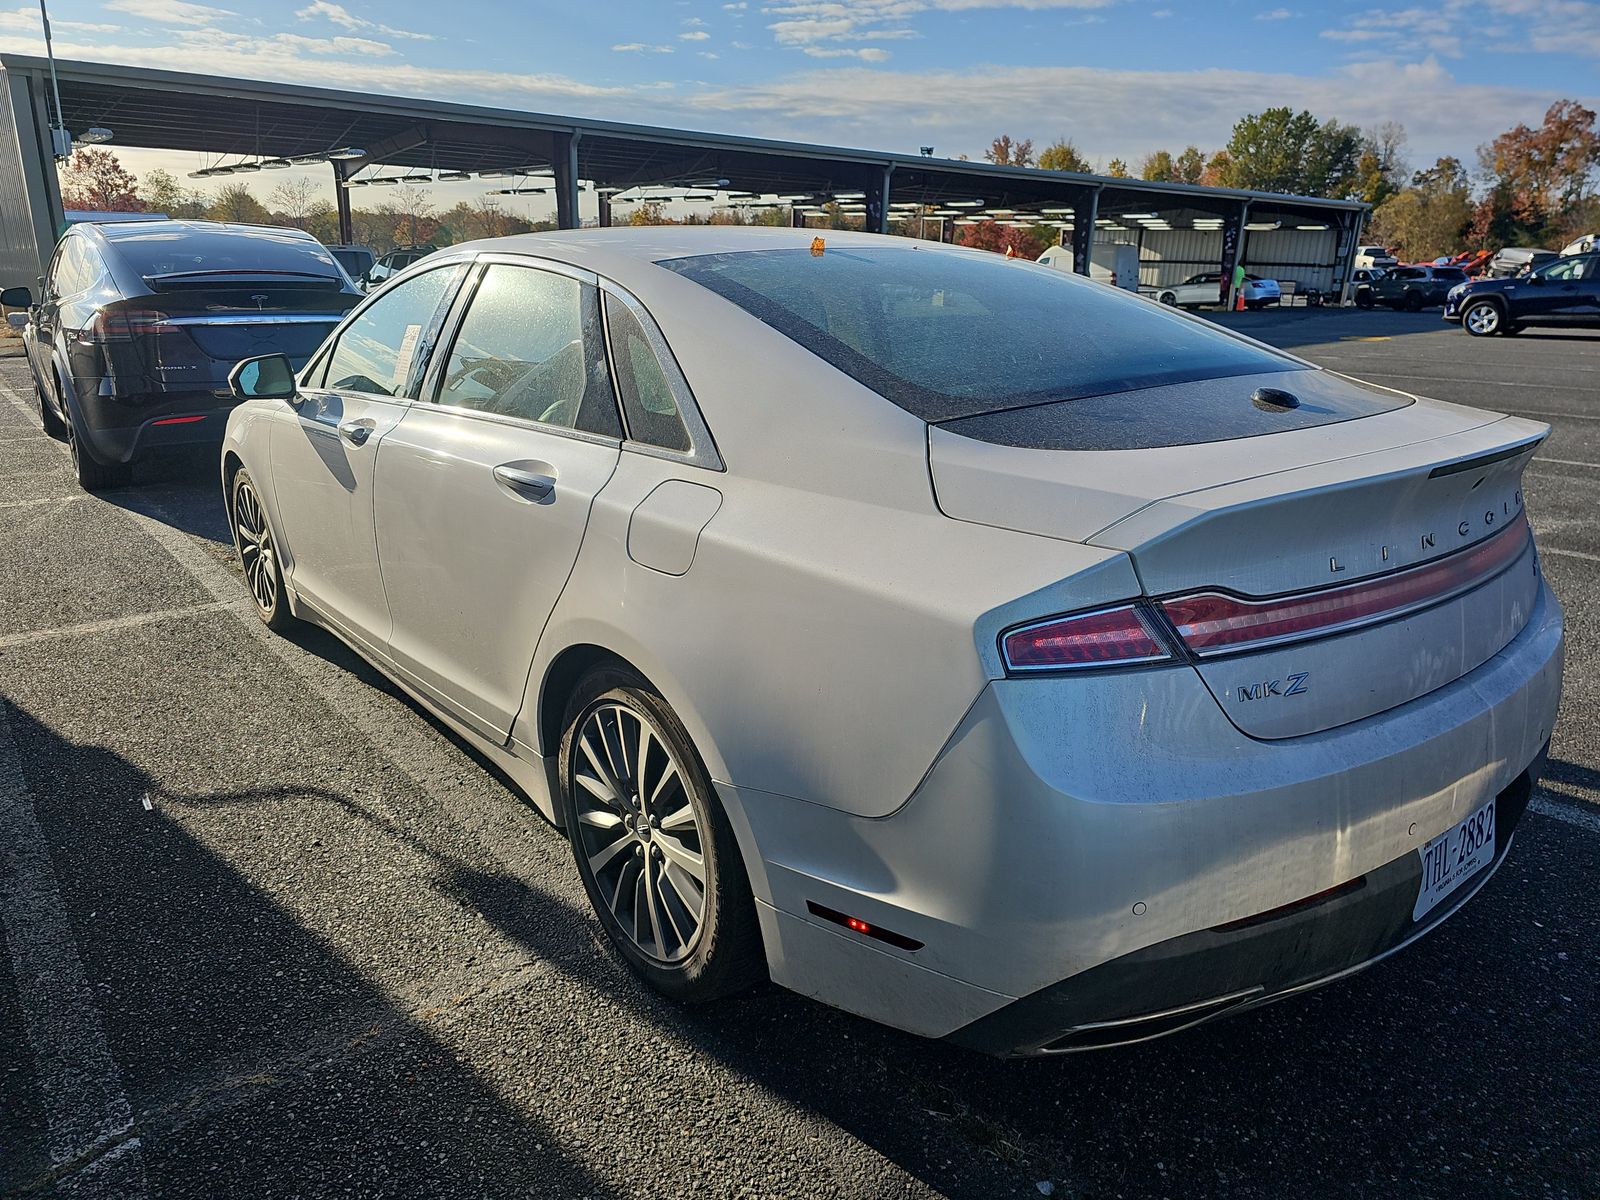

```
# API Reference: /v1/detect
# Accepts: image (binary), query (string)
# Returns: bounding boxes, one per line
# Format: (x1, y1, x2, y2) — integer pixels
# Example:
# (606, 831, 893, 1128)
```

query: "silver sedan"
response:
(222, 228, 1562, 1055)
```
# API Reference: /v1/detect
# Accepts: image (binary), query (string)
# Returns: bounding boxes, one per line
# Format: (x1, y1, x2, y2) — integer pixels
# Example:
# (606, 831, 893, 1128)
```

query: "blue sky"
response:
(4, 0, 1598, 217)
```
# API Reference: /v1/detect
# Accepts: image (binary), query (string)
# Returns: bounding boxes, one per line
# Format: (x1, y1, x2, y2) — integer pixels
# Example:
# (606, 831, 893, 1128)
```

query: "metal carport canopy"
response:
(0, 54, 1363, 286)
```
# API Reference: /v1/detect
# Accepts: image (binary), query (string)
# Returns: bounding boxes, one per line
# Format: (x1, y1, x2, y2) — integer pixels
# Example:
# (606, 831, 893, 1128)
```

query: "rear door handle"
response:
(338, 419, 374, 446)
(493, 464, 556, 501)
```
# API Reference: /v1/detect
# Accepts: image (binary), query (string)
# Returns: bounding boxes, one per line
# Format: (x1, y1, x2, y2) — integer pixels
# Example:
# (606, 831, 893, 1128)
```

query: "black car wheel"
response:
(1404, 291, 1425, 312)
(1462, 299, 1504, 337)
(36, 374, 67, 442)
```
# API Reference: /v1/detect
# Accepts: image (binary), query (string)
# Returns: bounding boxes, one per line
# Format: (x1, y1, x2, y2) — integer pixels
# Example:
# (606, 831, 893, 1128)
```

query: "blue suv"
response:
(1444, 252, 1600, 337)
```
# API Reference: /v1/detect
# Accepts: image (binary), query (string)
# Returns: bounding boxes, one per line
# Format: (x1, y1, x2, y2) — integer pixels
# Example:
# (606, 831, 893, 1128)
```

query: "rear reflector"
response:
(1002, 603, 1170, 672)
(151, 414, 207, 426)
(1161, 512, 1531, 657)
(806, 901, 924, 951)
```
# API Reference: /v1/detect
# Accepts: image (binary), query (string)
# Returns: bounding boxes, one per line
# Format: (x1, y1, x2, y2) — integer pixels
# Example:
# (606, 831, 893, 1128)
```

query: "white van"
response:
(1036, 242, 1140, 291)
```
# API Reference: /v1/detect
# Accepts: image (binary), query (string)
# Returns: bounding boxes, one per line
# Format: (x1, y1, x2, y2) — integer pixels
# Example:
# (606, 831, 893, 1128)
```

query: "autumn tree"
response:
(60, 148, 143, 211)
(207, 182, 270, 224)
(1038, 138, 1091, 173)
(1200, 150, 1233, 187)
(1474, 100, 1600, 244)
(1140, 150, 1176, 181)
(1351, 122, 1409, 206)
(1105, 158, 1130, 178)
(138, 168, 208, 218)
(985, 134, 1034, 168)
(955, 218, 1047, 260)
(1369, 156, 1472, 262)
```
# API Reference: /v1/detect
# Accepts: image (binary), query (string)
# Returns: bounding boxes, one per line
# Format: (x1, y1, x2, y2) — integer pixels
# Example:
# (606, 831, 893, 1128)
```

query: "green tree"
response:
(984, 134, 1034, 168)
(137, 168, 207, 217)
(1140, 150, 1176, 181)
(1038, 138, 1091, 172)
(1223, 108, 1363, 197)
(60, 148, 142, 211)
(208, 182, 270, 224)
(1174, 145, 1206, 185)
(1200, 150, 1234, 187)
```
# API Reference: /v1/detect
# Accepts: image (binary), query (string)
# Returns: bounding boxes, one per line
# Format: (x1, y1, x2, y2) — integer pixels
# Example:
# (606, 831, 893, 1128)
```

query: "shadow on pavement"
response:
(0, 699, 626, 1200)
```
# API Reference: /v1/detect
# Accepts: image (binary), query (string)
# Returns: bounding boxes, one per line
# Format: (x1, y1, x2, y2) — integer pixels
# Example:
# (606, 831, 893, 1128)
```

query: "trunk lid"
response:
(930, 376, 1548, 738)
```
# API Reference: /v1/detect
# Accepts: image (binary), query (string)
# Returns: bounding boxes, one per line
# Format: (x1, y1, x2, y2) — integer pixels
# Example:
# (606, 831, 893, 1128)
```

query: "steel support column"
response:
(865, 163, 893, 235)
(1070, 187, 1100, 276)
(553, 131, 580, 230)
(1221, 201, 1248, 309)
(597, 191, 612, 228)
(1333, 209, 1365, 305)
(333, 160, 353, 246)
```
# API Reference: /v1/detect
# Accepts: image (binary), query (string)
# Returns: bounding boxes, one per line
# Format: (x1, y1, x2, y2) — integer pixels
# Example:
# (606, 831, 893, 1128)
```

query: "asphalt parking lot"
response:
(1, 309, 1597, 1199)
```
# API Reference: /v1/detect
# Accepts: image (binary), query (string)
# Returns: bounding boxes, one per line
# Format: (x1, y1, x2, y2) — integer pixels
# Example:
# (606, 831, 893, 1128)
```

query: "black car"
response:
(3, 220, 361, 489)
(363, 244, 436, 290)
(1367, 264, 1470, 311)
(1444, 252, 1600, 337)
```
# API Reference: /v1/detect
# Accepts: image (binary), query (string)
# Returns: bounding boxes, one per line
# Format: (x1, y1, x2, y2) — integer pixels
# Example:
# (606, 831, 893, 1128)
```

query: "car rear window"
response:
(662, 245, 1305, 425)
(104, 225, 343, 281)
(1434, 268, 1467, 281)
(1392, 267, 1426, 280)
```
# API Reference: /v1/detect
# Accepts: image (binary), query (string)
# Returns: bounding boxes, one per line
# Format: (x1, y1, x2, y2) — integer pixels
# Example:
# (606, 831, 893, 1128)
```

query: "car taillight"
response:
(77, 308, 172, 343)
(1002, 604, 1172, 672)
(1161, 512, 1531, 657)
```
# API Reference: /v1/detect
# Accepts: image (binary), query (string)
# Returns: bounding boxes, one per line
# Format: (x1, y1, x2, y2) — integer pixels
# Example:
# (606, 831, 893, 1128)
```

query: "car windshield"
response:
(662, 245, 1302, 423)
(1533, 257, 1587, 281)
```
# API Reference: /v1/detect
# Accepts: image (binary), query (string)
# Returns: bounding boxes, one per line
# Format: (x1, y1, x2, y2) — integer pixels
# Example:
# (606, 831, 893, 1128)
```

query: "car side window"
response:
(323, 265, 461, 397)
(53, 238, 92, 295)
(1540, 258, 1583, 282)
(604, 293, 690, 453)
(436, 264, 622, 438)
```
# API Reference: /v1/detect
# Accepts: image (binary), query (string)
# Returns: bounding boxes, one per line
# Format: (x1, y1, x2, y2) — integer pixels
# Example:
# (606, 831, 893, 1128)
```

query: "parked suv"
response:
(3, 219, 361, 489)
(1368, 265, 1468, 311)
(1444, 252, 1600, 337)
(364, 244, 437, 290)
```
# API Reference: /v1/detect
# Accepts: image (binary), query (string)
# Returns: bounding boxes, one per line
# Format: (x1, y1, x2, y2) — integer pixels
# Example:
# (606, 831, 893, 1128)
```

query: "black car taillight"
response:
(75, 308, 174, 344)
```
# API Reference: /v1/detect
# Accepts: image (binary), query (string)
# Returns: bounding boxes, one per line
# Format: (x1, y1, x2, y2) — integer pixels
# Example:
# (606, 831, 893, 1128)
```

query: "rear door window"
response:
(604, 293, 691, 452)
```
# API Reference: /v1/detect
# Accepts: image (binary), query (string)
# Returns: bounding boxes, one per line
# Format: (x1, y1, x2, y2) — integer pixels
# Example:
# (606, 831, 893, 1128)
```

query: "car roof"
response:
(436, 225, 942, 269)
(87, 219, 320, 243)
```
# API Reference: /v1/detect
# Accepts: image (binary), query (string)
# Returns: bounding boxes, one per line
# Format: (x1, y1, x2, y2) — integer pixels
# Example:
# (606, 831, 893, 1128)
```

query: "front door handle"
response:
(492, 463, 556, 501)
(338, 419, 374, 446)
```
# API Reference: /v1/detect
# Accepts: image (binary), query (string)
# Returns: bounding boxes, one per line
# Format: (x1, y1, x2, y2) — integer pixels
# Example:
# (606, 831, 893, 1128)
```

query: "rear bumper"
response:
(70, 386, 236, 464)
(723, 578, 1563, 1049)
(947, 755, 1540, 1055)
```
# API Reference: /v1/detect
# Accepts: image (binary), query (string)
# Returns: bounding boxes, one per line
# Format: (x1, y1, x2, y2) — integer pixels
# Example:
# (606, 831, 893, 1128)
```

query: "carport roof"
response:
(2, 54, 1364, 218)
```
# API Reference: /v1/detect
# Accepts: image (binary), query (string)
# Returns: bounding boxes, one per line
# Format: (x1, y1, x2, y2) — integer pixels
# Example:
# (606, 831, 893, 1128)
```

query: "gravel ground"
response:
(0, 314, 1596, 1199)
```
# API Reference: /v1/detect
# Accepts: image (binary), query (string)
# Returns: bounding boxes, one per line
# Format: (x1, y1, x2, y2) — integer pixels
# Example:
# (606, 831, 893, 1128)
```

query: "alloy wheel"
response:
(234, 477, 279, 615)
(1465, 302, 1501, 335)
(570, 701, 707, 964)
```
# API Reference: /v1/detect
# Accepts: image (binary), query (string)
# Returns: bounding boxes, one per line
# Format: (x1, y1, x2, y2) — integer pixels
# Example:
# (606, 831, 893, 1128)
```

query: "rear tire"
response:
(64, 404, 131, 491)
(1404, 291, 1425, 312)
(37, 376, 67, 442)
(559, 665, 764, 1004)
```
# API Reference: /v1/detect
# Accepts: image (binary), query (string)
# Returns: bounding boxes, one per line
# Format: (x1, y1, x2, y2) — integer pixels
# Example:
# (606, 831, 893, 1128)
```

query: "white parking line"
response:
(1530, 794, 1600, 835)
(1538, 546, 1600, 564)
(0, 601, 245, 650)
(0, 701, 149, 1196)
(1532, 457, 1600, 470)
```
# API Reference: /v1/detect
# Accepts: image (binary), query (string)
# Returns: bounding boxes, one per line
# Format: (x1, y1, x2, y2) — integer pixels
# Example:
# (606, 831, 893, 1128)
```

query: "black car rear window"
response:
(662, 245, 1304, 424)
(103, 224, 343, 281)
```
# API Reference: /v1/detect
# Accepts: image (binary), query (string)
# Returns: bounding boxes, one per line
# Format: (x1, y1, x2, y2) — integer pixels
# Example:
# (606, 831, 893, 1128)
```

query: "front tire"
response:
(1462, 299, 1503, 337)
(1404, 291, 1425, 312)
(1157, 291, 1176, 306)
(231, 469, 294, 631)
(560, 666, 763, 1003)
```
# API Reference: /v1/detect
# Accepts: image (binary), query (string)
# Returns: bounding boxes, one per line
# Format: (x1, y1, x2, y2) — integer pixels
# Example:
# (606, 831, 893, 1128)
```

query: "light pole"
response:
(38, 0, 71, 160)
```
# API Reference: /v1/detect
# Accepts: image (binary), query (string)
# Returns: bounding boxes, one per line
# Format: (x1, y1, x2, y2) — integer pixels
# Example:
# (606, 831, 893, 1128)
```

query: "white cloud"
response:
(698, 50, 721, 58)
(1150, 7, 1171, 14)
(803, 45, 893, 60)
(104, 0, 234, 26)
(1256, 7, 1295, 19)
(294, 1, 433, 42)
(683, 15, 707, 24)
(0, 5, 119, 31)
(679, 29, 711, 39)
(723, 1, 748, 7)
(613, 41, 675, 53)
(764, 0, 1111, 52)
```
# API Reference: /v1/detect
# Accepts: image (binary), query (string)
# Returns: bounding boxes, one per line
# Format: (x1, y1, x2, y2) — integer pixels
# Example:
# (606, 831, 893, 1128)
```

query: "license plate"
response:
(1414, 798, 1496, 921)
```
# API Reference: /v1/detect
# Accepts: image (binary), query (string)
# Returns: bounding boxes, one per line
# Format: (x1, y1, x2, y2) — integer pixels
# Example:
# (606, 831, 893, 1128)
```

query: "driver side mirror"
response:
(1527, 274, 1545, 286)
(1, 285, 34, 310)
(229, 353, 298, 402)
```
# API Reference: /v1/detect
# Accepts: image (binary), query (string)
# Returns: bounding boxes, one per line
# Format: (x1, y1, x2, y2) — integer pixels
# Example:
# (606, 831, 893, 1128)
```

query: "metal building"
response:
(0, 54, 1366, 306)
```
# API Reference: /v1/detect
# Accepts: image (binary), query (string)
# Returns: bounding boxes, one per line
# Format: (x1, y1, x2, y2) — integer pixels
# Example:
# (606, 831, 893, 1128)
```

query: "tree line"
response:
(984, 100, 1600, 262)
